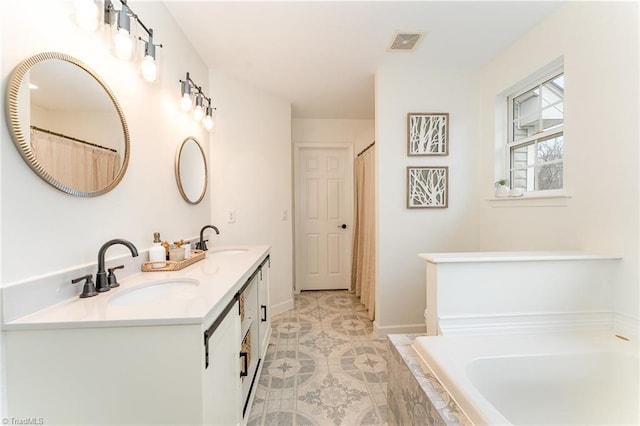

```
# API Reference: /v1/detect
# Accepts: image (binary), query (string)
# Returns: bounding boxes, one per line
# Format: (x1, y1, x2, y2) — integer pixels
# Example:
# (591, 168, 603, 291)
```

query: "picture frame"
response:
(407, 166, 448, 208)
(407, 112, 449, 156)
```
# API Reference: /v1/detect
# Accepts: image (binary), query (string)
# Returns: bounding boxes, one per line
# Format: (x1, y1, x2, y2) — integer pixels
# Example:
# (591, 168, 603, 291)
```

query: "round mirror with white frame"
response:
(175, 137, 208, 205)
(5, 52, 130, 197)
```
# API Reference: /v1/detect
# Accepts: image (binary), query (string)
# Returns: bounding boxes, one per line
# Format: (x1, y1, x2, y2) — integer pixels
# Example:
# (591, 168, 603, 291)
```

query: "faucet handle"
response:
(107, 265, 125, 288)
(71, 274, 98, 298)
(195, 240, 208, 251)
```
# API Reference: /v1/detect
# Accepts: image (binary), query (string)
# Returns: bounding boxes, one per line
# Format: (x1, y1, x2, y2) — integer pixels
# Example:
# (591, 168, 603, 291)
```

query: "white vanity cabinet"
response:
(238, 255, 271, 418)
(240, 273, 260, 416)
(258, 258, 271, 357)
(4, 247, 272, 426)
(202, 300, 242, 425)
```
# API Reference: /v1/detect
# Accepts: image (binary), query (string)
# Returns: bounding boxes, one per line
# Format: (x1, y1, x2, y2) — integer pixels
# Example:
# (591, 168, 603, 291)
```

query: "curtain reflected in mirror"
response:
(5, 52, 129, 197)
(30, 128, 120, 192)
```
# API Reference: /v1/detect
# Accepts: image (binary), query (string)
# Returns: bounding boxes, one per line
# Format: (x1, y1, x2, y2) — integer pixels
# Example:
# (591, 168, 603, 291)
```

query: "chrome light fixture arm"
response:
(179, 72, 216, 131)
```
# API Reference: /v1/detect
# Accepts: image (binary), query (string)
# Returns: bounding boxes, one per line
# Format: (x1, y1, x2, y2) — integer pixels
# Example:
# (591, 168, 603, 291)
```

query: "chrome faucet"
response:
(96, 239, 139, 293)
(195, 225, 219, 251)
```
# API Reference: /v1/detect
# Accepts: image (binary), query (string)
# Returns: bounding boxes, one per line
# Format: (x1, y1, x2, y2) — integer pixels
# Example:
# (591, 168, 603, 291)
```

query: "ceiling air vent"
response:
(388, 32, 425, 52)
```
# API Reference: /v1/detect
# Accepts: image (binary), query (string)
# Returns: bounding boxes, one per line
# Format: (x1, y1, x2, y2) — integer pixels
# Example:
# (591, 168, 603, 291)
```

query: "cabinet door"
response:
(203, 301, 242, 426)
(258, 261, 271, 357)
(241, 275, 260, 416)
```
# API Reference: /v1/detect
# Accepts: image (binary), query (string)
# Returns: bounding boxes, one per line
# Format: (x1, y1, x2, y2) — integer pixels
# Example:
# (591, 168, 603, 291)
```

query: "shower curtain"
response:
(30, 128, 119, 192)
(351, 143, 376, 320)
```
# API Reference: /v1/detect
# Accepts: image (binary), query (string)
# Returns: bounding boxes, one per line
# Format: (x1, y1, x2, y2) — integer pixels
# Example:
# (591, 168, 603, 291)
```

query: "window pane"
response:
(536, 163, 563, 190)
(537, 134, 563, 163)
(541, 76, 564, 131)
(510, 168, 530, 191)
(512, 87, 540, 141)
(511, 143, 535, 190)
(508, 71, 564, 192)
(512, 143, 535, 167)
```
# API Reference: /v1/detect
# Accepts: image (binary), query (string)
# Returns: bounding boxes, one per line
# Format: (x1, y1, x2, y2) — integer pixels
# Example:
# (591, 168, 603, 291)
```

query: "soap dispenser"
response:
(149, 232, 166, 269)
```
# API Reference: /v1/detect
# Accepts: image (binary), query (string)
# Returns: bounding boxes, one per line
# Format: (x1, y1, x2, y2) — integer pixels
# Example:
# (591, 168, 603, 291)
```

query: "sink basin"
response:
(209, 248, 247, 255)
(108, 278, 200, 307)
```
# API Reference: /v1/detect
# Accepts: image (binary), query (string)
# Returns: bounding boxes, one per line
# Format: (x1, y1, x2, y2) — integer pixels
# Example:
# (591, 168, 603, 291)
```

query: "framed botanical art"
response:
(407, 166, 448, 208)
(407, 112, 449, 156)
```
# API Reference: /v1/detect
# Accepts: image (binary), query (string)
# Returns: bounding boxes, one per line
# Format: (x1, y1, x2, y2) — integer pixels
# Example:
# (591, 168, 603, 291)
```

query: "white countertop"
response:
(3, 245, 270, 331)
(418, 251, 621, 263)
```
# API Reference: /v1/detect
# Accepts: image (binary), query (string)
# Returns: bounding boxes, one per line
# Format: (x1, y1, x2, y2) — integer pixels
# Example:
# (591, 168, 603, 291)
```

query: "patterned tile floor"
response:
(248, 290, 388, 426)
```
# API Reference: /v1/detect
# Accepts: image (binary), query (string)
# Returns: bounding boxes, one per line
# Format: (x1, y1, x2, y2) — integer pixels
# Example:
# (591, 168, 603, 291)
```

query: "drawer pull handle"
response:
(261, 305, 267, 322)
(240, 351, 248, 377)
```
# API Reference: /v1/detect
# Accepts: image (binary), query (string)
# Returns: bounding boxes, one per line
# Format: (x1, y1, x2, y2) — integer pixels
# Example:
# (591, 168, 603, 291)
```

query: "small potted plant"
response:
(494, 179, 510, 198)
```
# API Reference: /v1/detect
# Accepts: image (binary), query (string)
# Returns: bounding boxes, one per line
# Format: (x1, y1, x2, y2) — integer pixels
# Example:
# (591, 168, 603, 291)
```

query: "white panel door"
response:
(296, 147, 353, 290)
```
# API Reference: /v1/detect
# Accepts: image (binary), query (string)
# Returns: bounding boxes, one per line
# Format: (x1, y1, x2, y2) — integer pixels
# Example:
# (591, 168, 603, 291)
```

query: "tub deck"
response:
(411, 331, 639, 425)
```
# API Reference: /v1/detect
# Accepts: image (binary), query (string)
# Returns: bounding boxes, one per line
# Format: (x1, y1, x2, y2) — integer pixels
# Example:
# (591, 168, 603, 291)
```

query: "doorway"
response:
(294, 144, 354, 291)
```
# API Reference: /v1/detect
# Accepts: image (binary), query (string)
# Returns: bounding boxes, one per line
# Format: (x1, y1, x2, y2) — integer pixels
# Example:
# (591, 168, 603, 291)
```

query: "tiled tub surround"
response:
(411, 331, 639, 425)
(387, 334, 470, 426)
(418, 251, 623, 336)
(248, 291, 388, 426)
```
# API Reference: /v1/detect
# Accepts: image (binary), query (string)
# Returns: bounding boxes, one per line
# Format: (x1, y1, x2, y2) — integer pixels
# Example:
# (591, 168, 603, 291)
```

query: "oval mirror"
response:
(175, 137, 207, 204)
(5, 52, 129, 197)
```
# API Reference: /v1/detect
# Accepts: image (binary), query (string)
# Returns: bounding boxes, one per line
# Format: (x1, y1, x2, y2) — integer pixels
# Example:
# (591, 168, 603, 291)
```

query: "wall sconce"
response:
(138, 28, 163, 82)
(179, 72, 216, 132)
(105, 0, 134, 60)
(98, 0, 163, 81)
(180, 78, 193, 111)
(203, 100, 216, 131)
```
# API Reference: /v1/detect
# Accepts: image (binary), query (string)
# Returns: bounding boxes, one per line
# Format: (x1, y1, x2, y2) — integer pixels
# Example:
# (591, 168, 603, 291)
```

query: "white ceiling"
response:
(164, 1, 562, 119)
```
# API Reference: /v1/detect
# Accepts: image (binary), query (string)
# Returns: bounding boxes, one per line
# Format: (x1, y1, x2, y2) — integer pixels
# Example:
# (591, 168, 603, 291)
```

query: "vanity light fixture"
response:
(104, 0, 163, 81)
(74, 1, 165, 82)
(179, 72, 216, 131)
(180, 77, 194, 112)
(203, 101, 216, 131)
(193, 93, 205, 122)
(111, 0, 134, 60)
(139, 28, 163, 82)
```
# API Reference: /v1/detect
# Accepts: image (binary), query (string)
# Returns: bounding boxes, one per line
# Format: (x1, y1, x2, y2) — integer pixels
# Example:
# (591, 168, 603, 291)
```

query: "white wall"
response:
(209, 70, 294, 314)
(1, 0, 210, 414)
(292, 119, 374, 154)
(477, 2, 639, 321)
(375, 66, 481, 335)
(1, 0, 211, 285)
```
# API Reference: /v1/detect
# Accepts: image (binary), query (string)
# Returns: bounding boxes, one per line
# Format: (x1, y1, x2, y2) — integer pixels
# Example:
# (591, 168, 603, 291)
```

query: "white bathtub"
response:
(412, 331, 639, 425)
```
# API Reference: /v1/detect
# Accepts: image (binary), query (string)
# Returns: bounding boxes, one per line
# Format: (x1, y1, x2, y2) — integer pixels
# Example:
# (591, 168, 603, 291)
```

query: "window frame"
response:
(506, 67, 564, 193)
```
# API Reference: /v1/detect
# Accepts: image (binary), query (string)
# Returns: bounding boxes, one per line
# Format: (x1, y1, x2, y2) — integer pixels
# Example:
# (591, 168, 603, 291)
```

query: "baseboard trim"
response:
(270, 298, 294, 316)
(438, 311, 614, 336)
(373, 321, 426, 339)
(614, 312, 639, 338)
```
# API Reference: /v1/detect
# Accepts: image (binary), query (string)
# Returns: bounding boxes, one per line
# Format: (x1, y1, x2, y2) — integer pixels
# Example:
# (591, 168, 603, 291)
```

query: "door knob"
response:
(338, 224, 347, 229)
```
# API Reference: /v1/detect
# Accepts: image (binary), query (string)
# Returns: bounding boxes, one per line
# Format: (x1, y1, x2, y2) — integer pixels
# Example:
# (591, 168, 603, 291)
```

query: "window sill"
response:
(487, 193, 571, 207)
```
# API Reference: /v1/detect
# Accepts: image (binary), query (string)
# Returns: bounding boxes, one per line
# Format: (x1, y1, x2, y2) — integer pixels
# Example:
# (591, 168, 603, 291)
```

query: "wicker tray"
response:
(141, 249, 205, 272)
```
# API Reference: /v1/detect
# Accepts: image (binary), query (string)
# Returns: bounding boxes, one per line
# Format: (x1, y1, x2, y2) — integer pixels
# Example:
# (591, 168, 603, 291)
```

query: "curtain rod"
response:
(30, 126, 118, 153)
(357, 141, 375, 157)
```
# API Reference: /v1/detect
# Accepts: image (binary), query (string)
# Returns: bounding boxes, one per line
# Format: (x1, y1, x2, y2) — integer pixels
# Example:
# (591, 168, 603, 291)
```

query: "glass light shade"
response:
(113, 27, 133, 60)
(180, 93, 192, 112)
(203, 115, 214, 131)
(193, 105, 204, 122)
(140, 55, 157, 82)
(74, 0, 99, 31)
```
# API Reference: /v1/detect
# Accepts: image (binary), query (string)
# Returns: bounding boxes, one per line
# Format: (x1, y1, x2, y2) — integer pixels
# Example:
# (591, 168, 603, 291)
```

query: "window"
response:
(507, 71, 564, 192)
